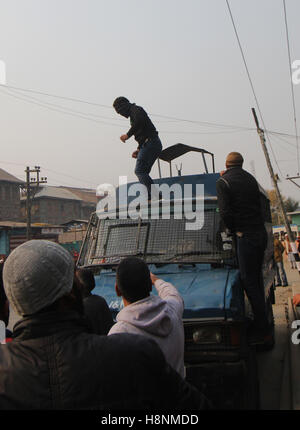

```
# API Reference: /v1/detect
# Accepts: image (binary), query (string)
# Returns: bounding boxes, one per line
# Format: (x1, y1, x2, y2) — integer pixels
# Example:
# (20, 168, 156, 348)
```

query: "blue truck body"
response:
(79, 168, 275, 409)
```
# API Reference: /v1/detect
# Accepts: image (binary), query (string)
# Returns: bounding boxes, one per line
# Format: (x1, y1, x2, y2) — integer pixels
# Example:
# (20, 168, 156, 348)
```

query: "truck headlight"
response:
(192, 327, 222, 344)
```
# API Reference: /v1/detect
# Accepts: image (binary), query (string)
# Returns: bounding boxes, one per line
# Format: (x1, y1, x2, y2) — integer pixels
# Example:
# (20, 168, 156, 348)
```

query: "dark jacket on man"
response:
(126, 104, 158, 149)
(83, 294, 114, 335)
(216, 167, 265, 233)
(0, 311, 205, 410)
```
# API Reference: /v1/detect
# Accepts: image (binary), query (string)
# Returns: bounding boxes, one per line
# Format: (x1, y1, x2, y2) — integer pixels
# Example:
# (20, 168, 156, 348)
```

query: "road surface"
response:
(257, 263, 300, 410)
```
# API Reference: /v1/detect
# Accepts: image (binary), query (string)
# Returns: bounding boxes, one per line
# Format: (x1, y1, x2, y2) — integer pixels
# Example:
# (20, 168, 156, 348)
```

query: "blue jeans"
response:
(275, 261, 288, 286)
(236, 229, 270, 333)
(135, 136, 162, 199)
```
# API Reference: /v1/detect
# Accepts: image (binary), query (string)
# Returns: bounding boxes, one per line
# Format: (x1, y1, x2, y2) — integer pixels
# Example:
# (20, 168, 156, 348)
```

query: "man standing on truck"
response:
(113, 97, 162, 201)
(216, 152, 272, 344)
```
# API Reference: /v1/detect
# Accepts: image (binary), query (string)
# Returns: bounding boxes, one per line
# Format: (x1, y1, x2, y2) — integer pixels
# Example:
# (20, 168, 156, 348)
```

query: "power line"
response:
(225, 0, 283, 177)
(0, 82, 255, 131)
(0, 87, 124, 128)
(1, 82, 300, 145)
(282, 0, 300, 173)
(269, 133, 297, 156)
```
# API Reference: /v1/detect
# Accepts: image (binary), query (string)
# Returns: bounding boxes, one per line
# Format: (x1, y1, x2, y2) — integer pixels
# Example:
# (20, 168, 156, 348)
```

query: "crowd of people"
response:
(0, 145, 299, 410)
(0, 240, 209, 410)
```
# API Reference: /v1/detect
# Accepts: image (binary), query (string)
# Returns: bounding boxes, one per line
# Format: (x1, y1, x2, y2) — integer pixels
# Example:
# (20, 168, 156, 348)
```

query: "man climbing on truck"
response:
(113, 97, 162, 201)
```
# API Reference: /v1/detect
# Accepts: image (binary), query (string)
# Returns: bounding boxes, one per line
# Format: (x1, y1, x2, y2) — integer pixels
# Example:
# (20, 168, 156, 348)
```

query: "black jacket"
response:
(0, 311, 204, 410)
(216, 167, 265, 233)
(127, 104, 158, 148)
(83, 294, 114, 335)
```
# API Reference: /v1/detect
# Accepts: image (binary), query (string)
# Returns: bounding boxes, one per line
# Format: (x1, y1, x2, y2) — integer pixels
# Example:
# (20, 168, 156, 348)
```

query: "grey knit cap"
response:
(3, 240, 74, 316)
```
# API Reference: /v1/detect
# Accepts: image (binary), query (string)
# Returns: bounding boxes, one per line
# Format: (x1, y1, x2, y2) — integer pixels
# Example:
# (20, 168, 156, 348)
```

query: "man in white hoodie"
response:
(108, 257, 185, 378)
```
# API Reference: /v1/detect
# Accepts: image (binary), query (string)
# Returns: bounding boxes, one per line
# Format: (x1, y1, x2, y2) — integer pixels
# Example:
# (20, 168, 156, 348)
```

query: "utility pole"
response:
(252, 108, 300, 275)
(25, 166, 47, 240)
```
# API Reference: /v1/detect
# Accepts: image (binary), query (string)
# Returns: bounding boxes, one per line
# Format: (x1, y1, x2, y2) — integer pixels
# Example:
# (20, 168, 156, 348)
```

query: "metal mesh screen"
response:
(79, 207, 234, 266)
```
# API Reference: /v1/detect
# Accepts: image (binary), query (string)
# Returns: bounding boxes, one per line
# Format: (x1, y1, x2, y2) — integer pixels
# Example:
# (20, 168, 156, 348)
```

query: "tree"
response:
(267, 189, 299, 225)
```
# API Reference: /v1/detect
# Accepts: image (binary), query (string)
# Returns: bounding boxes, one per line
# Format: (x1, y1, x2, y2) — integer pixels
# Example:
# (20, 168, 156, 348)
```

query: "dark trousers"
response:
(135, 136, 162, 199)
(236, 229, 270, 333)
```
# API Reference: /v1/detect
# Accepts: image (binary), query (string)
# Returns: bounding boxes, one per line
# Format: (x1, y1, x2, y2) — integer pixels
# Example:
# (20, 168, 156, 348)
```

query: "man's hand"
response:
(132, 149, 139, 159)
(120, 134, 128, 143)
(150, 272, 159, 285)
(293, 294, 300, 306)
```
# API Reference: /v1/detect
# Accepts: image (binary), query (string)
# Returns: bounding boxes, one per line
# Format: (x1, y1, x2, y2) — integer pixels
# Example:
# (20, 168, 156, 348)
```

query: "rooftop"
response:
(0, 168, 23, 184)
(21, 186, 83, 201)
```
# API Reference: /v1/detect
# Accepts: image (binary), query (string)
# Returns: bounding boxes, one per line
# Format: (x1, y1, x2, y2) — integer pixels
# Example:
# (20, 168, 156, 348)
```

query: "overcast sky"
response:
(0, 0, 299, 201)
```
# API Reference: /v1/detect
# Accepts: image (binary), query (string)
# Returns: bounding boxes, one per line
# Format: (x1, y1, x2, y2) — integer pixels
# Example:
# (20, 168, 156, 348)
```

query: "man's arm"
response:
(150, 273, 184, 315)
(216, 178, 235, 232)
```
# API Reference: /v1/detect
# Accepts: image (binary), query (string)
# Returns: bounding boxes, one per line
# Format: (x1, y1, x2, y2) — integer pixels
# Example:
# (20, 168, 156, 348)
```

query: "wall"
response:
(291, 214, 300, 229)
(0, 183, 21, 221)
(31, 198, 82, 225)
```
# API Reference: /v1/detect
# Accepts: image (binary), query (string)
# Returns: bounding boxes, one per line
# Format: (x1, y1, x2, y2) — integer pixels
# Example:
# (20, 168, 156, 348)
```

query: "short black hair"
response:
(116, 257, 152, 303)
(76, 268, 95, 297)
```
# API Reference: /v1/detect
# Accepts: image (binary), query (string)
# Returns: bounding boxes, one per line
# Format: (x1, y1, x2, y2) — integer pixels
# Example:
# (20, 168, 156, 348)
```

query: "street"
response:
(257, 263, 300, 409)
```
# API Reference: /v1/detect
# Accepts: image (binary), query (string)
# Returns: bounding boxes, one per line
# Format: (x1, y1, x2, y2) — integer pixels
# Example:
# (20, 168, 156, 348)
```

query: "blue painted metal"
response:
(93, 263, 244, 320)
(115, 173, 220, 207)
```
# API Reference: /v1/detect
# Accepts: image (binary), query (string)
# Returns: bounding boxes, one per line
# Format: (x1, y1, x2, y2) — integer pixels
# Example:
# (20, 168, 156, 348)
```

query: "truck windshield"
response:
(79, 204, 234, 266)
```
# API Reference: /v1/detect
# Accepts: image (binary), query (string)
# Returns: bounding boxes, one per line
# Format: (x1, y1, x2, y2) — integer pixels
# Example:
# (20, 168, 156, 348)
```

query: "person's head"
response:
(113, 96, 131, 118)
(225, 152, 244, 169)
(115, 257, 152, 305)
(75, 268, 95, 298)
(2, 240, 83, 317)
(274, 233, 279, 240)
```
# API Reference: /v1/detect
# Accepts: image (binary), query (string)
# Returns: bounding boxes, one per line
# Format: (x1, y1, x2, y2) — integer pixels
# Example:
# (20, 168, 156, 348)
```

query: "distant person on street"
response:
(0, 240, 206, 410)
(273, 233, 288, 287)
(216, 152, 271, 344)
(76, 267, 114, 335)
(113, 97, 162, 201)
(108, 257, 185, 378)
(284, 234, 297, 269)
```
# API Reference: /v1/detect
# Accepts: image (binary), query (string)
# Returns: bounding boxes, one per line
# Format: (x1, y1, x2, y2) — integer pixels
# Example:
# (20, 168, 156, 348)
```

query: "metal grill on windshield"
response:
(79, 207, 234, 266)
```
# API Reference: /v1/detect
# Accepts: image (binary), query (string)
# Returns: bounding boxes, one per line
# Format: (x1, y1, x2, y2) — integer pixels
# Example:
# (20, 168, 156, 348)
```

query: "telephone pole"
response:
(25, 166, 47, 240)
(251, 108, 300, 275)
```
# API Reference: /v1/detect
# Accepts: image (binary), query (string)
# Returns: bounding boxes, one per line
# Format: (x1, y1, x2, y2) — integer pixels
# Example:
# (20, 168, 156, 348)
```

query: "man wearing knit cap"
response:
(113, 97, 162, 201)
(0, 240, 206, 410)
(216, 152, 271, 344)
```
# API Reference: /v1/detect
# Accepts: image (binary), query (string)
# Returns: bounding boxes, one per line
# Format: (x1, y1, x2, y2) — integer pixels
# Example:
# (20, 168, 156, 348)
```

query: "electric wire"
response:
(283, 0, 300, 173)
(0, 82, 255, 131)
(225, 0, 283, 177)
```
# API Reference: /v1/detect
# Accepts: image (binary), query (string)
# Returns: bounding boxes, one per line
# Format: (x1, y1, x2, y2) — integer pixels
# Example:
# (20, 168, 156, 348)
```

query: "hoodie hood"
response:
(113, 97, 131, 118)
(116, 295, 173, 337)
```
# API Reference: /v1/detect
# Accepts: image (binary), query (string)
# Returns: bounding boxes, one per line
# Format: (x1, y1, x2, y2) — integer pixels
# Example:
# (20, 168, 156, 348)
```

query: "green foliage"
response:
(267, 189, 299, 225)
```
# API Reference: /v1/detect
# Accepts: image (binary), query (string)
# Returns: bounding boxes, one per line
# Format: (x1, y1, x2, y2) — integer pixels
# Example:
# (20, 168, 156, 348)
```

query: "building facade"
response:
(20, 186, 97, 225)
(0, 168, 23, 222)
